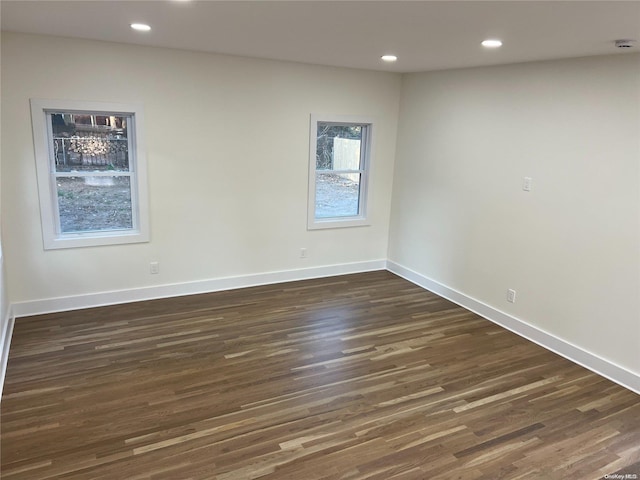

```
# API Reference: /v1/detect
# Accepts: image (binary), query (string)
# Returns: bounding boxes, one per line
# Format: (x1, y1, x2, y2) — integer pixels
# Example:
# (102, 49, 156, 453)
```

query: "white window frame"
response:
(30, 99, 150, 249)
(308, 114, 373, 230)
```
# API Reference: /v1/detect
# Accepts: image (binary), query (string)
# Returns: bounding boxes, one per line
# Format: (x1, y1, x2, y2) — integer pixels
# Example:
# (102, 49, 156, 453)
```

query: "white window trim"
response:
(30, 99, 150, 249)
(307, 114, 373, 230)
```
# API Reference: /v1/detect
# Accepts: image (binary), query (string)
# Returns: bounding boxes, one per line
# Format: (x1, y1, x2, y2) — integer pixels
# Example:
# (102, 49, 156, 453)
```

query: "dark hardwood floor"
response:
(2, 271, 639, 479)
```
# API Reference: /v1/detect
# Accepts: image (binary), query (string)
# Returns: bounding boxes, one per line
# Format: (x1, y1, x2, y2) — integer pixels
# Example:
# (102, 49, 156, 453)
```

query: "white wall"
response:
(389, 54, 640, 376)
(1, 33, 400, 307)
(0, 52, 10, 388)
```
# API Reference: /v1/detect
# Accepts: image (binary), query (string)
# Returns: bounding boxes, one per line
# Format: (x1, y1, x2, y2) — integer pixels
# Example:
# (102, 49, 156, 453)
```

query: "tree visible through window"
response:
(51, 112, 133, 233)
(308, 115, 372, 229)
(30, 99, 149, 249)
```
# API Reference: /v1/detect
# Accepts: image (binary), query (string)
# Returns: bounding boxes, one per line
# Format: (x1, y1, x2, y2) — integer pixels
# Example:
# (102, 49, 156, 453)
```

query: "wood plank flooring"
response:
(2, 271, 639, 479)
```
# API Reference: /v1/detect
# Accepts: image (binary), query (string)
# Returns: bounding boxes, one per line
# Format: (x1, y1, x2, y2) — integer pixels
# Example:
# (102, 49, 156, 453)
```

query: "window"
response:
(30, 99, 149, 249)
(308, 115, 373, 229)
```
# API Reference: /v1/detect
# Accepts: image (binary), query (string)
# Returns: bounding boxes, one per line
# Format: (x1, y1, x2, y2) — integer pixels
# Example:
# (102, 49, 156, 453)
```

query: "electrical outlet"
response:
(523, 177, 532, 192)
(507, 289, 516, 303)
(150, 261, 159, 274)
(300, 248, 307, 259)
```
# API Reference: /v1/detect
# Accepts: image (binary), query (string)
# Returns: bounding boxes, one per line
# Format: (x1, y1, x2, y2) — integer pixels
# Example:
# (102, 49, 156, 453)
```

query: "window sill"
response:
(44, 230, 149, 250)
(307, 217, 370, 230)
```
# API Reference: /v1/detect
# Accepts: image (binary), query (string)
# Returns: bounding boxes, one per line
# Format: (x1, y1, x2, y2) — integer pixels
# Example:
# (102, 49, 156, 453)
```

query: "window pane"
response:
(56, 176, 133, 233)
(315, 172, 361, 218)
(51, 113, 130, 172)
(316, 123, 363, 171)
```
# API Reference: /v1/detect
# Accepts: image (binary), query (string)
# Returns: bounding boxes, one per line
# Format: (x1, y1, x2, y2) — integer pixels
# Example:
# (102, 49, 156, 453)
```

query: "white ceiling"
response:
(2, 1, 639, 73)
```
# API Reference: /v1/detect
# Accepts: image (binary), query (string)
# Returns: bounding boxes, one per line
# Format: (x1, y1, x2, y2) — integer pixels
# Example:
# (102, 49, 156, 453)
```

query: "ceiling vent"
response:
(614, 39, 636, 49)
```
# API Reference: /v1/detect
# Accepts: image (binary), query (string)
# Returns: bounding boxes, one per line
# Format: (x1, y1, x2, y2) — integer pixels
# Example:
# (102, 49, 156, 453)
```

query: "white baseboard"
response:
(8, 259, 638, 396)
(0, 307, 15, 401)
(386, 260, 640, 395)
(11, 260, 387, 318)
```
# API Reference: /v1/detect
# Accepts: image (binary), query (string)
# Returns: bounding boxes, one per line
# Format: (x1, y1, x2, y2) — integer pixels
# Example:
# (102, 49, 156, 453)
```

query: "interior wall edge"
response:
(386, 260, 640, 395)
(0, 307, 15, 401)
(10, 259, 387, 318)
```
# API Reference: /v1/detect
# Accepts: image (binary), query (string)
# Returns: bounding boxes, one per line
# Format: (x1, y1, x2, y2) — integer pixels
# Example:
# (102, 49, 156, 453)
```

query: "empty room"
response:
(1, 1, 639, 479)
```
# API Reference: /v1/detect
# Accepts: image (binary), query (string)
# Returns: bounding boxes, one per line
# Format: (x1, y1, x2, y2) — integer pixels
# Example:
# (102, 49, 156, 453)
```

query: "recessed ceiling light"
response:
(130, 23, 151, 32)
(482, 39, 503, 48)
(381, 55, 398, 62)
